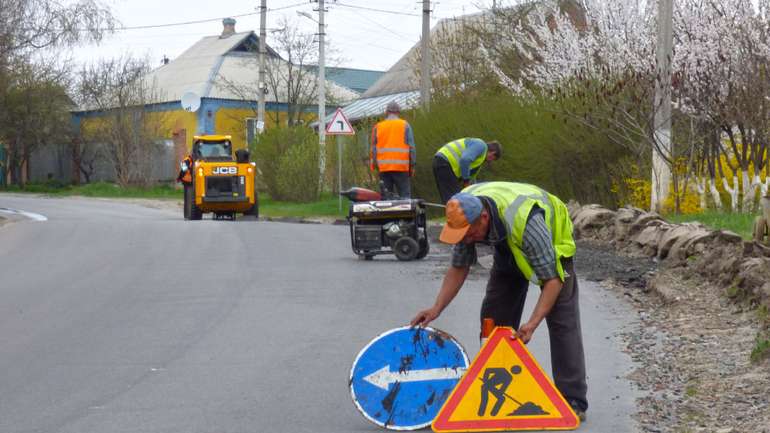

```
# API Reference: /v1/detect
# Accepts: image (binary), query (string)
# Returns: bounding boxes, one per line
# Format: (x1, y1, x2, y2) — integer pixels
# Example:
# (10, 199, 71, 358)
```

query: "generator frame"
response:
(347, 199, 430, 261)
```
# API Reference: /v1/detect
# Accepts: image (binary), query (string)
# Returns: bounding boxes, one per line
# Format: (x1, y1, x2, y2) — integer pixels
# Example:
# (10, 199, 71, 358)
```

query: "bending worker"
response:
(410, 182, 588, 421)
(433, 138, 500, 204)
(370, 101, 415, 199)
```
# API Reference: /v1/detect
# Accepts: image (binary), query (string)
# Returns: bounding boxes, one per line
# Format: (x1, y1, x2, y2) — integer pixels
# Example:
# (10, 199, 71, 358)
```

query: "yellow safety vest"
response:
(464, 181, 576, 283)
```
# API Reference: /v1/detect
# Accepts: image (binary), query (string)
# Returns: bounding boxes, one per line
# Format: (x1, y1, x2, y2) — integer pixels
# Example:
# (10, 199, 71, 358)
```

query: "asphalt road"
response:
(0, 194, 639, 433)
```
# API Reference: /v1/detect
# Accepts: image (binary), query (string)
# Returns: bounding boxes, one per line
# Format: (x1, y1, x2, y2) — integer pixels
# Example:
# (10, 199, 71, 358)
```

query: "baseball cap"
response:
(439, 192, 483, 244)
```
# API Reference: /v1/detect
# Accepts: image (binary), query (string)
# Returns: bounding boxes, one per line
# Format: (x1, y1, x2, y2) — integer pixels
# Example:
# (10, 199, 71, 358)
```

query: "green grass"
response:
(1, 181, 182, 199)
(750, 335, 770, 363)
(1, 182, 349, 219)
(667, 210, 756, 239)
(260, 193, 347, 219)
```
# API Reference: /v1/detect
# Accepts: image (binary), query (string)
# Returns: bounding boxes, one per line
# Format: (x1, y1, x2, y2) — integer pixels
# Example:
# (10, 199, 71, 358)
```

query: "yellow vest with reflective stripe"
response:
(436, 138, 487, 180)
(464, 182, 576, 283)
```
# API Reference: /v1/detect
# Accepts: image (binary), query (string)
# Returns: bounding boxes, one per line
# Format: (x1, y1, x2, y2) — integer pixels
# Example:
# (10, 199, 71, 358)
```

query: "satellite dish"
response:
(181, 91, 201, 112)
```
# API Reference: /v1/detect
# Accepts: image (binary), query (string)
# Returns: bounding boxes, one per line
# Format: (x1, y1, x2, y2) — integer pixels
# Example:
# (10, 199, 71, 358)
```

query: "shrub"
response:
(402, 92, 630, 206)
(254, 126, 320, 202)
(276, 141, 320, 202)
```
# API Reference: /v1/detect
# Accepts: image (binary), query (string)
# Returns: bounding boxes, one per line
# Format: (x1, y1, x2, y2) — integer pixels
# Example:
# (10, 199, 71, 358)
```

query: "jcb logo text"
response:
(212, 167, 237, 175)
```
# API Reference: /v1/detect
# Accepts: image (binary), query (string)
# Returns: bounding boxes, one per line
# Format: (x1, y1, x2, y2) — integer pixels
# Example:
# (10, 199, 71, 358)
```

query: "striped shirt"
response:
(451, 197, 559, 281)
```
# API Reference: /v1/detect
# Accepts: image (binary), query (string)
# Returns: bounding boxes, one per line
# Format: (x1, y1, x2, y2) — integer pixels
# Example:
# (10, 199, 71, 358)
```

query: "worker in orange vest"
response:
(370, 101, 415, 199)
(176, 154, 194, 185)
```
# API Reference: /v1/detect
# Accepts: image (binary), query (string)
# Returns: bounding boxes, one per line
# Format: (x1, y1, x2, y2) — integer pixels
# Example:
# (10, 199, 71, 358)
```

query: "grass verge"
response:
(667, 210, 755, 239)
(1, 181, 182, 199)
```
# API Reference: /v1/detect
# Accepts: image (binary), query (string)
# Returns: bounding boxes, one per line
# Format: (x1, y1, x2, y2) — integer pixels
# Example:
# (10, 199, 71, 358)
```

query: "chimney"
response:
(221, 18, 236, 38)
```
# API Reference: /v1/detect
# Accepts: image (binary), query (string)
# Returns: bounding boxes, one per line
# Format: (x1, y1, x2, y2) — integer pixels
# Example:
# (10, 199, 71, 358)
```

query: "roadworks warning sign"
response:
(432, 327, 579, 432)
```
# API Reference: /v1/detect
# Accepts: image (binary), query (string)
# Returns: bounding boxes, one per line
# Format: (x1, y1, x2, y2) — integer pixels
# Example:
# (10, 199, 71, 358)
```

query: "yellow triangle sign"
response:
(432, 327, 579, 432)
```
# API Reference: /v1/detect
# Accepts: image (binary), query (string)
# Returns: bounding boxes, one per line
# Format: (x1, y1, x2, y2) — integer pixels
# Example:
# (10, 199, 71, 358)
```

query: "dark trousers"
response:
(432, 155, 463, 204)
(379, 171, 411, 199)
(479, 258, 588, 411)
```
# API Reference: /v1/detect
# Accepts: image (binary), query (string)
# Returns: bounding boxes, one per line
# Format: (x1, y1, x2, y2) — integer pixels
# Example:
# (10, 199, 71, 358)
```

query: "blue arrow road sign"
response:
(349, 326, 470, 430)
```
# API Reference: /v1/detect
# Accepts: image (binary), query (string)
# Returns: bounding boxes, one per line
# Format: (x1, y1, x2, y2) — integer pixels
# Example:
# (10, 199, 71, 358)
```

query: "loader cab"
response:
(192, 136, 233, 162)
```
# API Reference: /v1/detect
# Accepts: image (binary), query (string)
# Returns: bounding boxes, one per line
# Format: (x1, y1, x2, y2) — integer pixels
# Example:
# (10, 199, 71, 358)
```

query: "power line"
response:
(334, 2, 421, 17)
(344, 8, 418, 42)
(110, 2, 307, 31)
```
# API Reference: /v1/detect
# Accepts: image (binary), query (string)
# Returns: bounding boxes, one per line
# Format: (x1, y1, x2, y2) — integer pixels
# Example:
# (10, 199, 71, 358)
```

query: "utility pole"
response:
(257, 0, 267, 134)
(317, 0, 327, 186)
(420, 0, 431, 109)
(651, 0, 673, 213)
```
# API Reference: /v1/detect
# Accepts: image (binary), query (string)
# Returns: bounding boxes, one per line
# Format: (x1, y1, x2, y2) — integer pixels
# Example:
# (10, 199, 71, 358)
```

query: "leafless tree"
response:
(217, 18, 350, 130)
(75, 56, 167, 187)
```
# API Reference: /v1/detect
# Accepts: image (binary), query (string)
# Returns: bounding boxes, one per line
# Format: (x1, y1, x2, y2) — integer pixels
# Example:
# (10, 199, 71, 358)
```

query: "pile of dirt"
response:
(570, 203, 770, 311)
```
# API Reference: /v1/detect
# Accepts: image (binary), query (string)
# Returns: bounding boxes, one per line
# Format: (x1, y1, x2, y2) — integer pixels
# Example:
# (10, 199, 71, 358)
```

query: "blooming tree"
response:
(481, 0, 770, 212)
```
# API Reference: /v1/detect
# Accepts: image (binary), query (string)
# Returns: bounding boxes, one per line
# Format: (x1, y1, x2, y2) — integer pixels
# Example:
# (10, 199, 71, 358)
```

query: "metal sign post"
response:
(325, 108, 355, 213)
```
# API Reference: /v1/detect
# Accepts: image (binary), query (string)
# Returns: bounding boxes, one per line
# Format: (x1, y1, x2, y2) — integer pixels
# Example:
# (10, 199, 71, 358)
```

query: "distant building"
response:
(40, 19, 364, 183)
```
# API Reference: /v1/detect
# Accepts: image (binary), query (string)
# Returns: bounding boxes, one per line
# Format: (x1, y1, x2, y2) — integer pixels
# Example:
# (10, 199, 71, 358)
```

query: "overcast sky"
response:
(68, 0, 493, 72)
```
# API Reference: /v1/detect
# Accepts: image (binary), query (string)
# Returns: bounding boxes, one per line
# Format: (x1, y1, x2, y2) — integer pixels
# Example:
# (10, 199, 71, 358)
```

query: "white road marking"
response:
(363, 365, 467, 391)
(0, 207, 48, 221)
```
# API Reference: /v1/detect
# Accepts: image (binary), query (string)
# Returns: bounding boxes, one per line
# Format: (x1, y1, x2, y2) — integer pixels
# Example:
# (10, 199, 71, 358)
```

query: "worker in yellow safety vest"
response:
(370, 101, 415, 199)
(433, 138, 500, 204)
(410, 182, 588, 422)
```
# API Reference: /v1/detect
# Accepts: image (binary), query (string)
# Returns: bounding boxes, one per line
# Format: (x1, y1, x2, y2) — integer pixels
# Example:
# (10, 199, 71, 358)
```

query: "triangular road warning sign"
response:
(432, 327, 579, 432)
(326, 108, 355, 135)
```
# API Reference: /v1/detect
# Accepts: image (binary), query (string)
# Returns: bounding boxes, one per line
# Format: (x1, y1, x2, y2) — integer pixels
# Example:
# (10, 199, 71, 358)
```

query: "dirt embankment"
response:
(571, 203, 770, 433)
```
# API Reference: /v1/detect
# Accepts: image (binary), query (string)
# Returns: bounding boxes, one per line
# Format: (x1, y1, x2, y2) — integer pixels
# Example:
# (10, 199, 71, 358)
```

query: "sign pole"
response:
(338, 134, 342, 212)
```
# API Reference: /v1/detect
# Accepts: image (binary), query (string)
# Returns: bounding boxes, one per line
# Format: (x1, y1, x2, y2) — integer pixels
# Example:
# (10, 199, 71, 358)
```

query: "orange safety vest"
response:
(370, 119, 410, 173)
(177, 155, 193, 184)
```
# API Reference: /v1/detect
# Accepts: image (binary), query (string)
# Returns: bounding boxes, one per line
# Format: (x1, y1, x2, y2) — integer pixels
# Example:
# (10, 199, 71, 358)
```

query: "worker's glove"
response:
(462, 179, 471, 188)
(180, 161, 189, 172)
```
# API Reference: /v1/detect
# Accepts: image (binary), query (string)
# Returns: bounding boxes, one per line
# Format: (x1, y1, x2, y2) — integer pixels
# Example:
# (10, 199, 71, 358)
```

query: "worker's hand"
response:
(517, 321, 538, 344)
(409, 165, 415, 177)
(410, 306, 440, 328)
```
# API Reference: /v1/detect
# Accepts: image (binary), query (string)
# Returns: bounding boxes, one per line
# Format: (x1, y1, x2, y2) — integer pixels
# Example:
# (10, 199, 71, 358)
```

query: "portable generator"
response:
(340, 187, 430, 261)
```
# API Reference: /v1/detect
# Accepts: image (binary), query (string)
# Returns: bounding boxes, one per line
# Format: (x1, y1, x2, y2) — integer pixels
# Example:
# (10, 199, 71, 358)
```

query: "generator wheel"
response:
(394, 237, 420, 261)
(363, 253, 374, 261)
(753, 216, 767, 243)
(416, 238, 430, 260)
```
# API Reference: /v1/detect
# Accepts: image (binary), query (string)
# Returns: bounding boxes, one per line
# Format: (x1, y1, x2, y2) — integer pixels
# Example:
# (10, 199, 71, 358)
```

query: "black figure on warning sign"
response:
(478, 365, 522, 416)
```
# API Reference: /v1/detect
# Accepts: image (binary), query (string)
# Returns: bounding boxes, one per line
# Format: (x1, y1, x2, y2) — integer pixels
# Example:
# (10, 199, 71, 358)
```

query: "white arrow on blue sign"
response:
(349, 326, 470, 431)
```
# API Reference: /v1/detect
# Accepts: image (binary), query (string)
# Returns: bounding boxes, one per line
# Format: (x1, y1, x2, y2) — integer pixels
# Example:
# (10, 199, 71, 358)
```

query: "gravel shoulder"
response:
(576, 240, 770, 433)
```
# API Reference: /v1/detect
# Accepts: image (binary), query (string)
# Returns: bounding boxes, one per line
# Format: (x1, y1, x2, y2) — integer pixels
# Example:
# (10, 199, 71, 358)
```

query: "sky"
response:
(68, 0, 494, 72)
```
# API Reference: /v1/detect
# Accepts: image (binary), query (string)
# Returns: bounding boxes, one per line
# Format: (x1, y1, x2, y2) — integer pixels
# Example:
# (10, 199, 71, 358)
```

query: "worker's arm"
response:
(517, 277, 562, 343)
(458, 138, 487, 182)
(516, 209, 562, 343)
(370, 124, 378, 171)
(410, 265, 470, 327)
(405, 122, 416, 173)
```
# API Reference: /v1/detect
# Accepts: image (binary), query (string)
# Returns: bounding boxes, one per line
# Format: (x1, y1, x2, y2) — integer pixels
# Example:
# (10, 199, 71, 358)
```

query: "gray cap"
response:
(385, 101, 401, 113)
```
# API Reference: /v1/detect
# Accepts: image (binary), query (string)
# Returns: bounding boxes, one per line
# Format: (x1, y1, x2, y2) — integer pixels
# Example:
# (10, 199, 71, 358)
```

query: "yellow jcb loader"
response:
(181, 135, 258, 220)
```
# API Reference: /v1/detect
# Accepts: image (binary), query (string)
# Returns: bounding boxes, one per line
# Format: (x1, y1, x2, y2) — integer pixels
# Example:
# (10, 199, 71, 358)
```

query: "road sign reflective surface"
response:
(350, 326, 470, 430)
(432, 327, 579, 432)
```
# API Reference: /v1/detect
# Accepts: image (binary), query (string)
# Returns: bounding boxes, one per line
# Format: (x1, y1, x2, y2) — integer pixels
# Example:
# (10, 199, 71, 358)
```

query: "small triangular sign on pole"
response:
(432, 327, 580, 432)
(326, 108, 355, 135)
